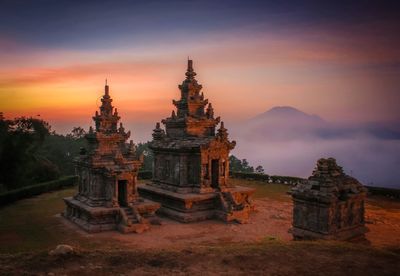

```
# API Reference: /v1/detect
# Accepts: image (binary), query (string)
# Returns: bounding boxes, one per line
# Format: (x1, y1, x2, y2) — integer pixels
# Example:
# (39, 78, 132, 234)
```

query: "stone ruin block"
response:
(291, 158, 368, 240)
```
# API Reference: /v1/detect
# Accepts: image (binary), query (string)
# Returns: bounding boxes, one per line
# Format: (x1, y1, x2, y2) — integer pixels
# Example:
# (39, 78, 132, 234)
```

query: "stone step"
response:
(122, 208, 133, 214)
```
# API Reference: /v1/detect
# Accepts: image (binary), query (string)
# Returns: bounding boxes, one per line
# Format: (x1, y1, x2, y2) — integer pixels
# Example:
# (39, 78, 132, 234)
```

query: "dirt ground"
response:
(1, 240, 399, 276)
(0, 182, 400, 275)
(59, 197, 293, 250)
(59, 195, 400, 250)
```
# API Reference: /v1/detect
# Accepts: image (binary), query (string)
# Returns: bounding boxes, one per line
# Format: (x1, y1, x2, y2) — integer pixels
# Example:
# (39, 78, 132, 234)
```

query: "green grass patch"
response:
(229, 178, 291, 201)
(0, 188, 78, 253)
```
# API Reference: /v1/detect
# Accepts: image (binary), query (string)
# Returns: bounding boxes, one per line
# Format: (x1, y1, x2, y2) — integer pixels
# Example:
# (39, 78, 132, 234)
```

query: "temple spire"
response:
(217, 121, 228, 140)
(93, 81, 119, 133)
(105, 79, 110, 97)
(185, 59, 196, 80)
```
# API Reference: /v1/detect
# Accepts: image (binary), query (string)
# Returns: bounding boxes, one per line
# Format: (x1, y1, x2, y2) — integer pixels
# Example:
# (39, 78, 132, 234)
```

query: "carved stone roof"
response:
(292, 158, 367, 202)
(151, 60, 236, 151)
(161, 60, 220, 138)
(77, 82, 142, 171)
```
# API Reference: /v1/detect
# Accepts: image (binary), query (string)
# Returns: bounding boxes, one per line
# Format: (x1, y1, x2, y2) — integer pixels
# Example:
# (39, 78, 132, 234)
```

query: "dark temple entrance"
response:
(211, 159, 219, 188)
(118, 180, 128, 206)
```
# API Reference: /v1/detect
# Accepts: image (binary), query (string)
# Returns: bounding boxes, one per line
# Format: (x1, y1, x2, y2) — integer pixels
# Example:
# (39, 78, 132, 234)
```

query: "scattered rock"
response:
(49, 244, 74, 256)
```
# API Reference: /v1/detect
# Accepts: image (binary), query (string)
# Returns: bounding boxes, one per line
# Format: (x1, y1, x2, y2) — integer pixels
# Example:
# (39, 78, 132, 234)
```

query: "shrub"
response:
(0, 176, 77, 206)
(365, 186, 400, 199)
(230, 171, 304, 185)
(230, 171, 270, 181)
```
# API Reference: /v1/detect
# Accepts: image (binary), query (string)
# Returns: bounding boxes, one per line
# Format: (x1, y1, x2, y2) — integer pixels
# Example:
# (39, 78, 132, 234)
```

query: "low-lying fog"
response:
(229, 107, 400, 188)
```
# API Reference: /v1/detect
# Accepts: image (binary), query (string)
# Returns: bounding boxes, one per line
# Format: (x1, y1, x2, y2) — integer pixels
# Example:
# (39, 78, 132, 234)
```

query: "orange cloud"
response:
(1, 22, 399, 134)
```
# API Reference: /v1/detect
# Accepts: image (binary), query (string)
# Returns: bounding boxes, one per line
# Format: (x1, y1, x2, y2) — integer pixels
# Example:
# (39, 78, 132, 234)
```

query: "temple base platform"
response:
(138, 183, 255, 223)
(63, 197, 160, 233)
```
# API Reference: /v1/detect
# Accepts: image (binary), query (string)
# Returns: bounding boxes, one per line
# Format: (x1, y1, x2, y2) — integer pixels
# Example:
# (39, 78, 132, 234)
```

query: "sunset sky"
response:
(1, 1, 399, 140)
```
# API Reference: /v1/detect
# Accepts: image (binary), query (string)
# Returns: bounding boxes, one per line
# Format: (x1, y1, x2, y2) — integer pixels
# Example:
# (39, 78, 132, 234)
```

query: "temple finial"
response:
(188, 59, 193, 71)
(185, 59, 196, 79)
(152, 122, 165, 140)
(104, 79, 109, 96)
(217, 121, 228, 140)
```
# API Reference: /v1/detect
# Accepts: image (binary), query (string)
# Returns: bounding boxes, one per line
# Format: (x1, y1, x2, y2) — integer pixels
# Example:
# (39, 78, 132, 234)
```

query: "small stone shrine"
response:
(63, 82, 160, 233)
(291, 158, 368, 240)
(138, 60, 255, 223)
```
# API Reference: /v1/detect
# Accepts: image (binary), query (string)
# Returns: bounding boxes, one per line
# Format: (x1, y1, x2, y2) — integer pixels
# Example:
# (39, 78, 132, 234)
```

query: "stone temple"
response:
(138, 60, 255, 223)
(291, 158, 368, 240)
(63, 82, 160, 233)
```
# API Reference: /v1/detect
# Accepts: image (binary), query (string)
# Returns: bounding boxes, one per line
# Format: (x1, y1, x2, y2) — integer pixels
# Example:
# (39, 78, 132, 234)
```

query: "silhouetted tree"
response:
(0, 117, 55, 189)
(37, 133, 87, 177)
(0, 117, 91, 190)
(12, 116, 51, 142)
(68, 127, 86, 139)
(229, 155, 258, 173)
(241, 159, 254, 173)
(229, 155, 243, 172)
(255, 165, 265, 174)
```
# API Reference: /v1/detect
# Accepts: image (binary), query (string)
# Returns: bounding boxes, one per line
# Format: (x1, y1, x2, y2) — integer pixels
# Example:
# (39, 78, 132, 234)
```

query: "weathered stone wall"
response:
(152, 151, 202, 192)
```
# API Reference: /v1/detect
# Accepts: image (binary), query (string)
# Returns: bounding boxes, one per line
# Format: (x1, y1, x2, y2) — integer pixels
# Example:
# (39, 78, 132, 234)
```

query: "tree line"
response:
(0, 116, 86, 192)
(229, 155, 265, 174)
(0, 115, 263, 192)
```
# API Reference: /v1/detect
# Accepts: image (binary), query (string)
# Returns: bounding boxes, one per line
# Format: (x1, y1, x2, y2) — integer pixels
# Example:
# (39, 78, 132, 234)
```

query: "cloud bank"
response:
(229, 107, 400, 188)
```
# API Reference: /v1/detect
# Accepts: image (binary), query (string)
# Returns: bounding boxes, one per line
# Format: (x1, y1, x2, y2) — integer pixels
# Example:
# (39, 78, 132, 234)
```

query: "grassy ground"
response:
(0, 181, 289, 254)
(0, 187, 118, 254)
(230, 178, 290, 200)
(0, 188, 74, 253)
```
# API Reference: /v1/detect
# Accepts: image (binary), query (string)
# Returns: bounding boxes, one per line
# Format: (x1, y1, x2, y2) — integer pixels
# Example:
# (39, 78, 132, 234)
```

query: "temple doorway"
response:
(118, 180, 128, 206)
(211, 159, 219, 188)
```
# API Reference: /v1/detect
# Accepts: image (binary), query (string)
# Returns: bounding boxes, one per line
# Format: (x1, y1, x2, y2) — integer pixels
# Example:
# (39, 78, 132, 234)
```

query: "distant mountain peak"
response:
(271, 106, 300, 111)
(253, 106, 324, 123)
(267, 106, 305, 114)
